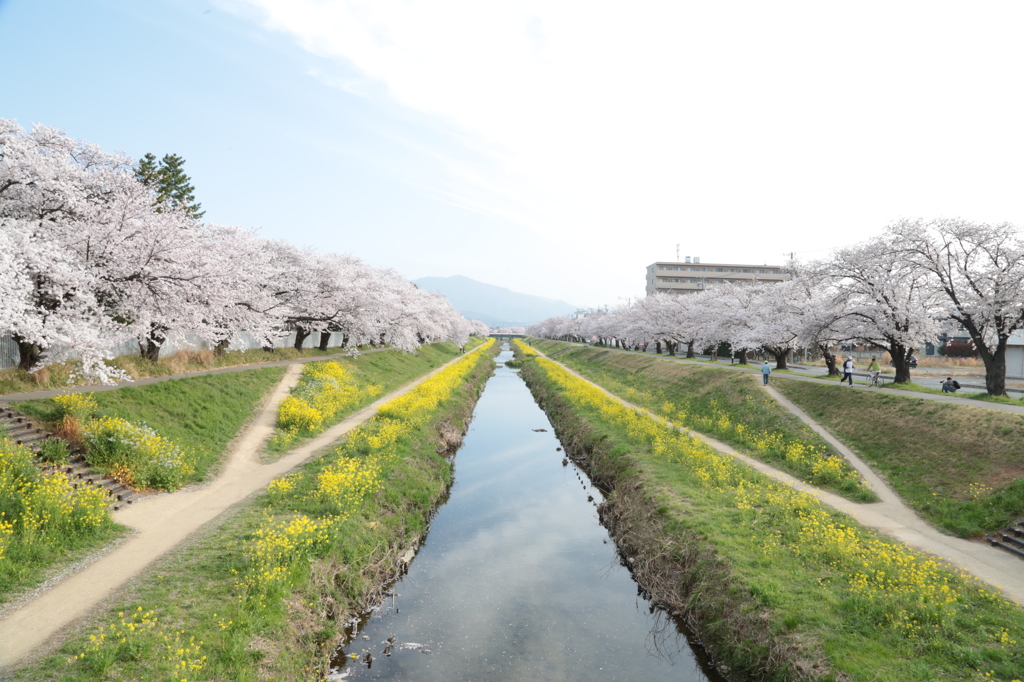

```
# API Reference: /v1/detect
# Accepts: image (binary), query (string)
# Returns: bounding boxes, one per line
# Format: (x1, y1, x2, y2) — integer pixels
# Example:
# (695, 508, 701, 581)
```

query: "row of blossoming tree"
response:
(529, 221, 1024, 395)
(0, 120, 488, 382)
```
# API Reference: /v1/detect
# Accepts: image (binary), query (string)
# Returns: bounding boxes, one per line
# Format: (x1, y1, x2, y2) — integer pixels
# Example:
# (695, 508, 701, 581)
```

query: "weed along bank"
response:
(514, 339, 1024, 681)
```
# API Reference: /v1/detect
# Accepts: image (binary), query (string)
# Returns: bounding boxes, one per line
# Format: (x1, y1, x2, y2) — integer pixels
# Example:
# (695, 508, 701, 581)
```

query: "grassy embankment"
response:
(514, 340, 1024, 682)
(12, 340, 498, 681)
(774, 379, 1024, 538)
(16, 368, 287, 485)
(0, 343, 380, 396)
(531, 339, 875, 502)
(1, 368, 286, 606)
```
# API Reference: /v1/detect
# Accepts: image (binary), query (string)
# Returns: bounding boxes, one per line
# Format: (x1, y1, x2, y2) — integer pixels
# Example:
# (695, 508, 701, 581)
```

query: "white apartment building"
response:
(646, 257, 787, 295)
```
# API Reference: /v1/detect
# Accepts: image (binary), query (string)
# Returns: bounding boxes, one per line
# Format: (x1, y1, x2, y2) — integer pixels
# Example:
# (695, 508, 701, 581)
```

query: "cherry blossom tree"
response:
(890, 218, 1024, 395)
(814, 237, 942, 383)
(3, 121, 481, 379)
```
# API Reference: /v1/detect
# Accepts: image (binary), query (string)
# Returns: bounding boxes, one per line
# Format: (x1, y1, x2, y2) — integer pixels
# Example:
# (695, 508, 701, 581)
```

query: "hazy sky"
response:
(3, 0, 1023, 308)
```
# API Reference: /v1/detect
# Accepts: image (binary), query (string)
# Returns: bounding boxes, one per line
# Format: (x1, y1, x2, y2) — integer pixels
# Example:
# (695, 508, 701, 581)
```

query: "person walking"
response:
(842, 356, 855, 386)
(761, 361, 771, 385)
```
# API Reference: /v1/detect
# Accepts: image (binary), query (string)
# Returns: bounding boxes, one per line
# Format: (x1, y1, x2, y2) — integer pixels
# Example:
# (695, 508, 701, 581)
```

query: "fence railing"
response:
(0, 330, 354, 371)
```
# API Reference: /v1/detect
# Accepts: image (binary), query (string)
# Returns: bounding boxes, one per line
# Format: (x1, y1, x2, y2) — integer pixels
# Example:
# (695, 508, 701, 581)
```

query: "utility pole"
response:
(676, 243, 680, 262)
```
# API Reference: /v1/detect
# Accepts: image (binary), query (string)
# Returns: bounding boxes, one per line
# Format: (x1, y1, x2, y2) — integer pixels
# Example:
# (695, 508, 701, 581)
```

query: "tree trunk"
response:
(293, 328, 311, 351)
(977, 338, 1009, 396)
(958, 321, 1009, 395)
(139, 327, 165, 362)
(888, 342, 914, 384)
(685, 339, 696, 359)
(666, 339, 676, 356)
(735, 348, 748, 365)
(818, 345, 840, 376)
(769, 347, 788, 370)
(14, 336, 42, 371)
(318, 331, 332, 351)
(214, 339, 230, 356)
(140, 338, 162, 362)
(655, 341, 662, 354)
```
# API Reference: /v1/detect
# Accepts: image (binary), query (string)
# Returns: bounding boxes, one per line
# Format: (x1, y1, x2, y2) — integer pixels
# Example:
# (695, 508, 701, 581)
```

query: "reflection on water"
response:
(330, 345, 724, 681)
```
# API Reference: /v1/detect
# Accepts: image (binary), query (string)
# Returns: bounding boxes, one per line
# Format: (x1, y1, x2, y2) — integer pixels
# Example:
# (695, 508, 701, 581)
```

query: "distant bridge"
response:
(490, 332, 525, 340)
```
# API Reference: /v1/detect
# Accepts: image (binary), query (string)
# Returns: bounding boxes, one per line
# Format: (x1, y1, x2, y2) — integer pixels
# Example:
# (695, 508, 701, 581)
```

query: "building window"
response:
(716, 268, 723, 272)
(742, 268, 751, 273)
(757, 269, 765, 274)
(660, 278, 668, 282)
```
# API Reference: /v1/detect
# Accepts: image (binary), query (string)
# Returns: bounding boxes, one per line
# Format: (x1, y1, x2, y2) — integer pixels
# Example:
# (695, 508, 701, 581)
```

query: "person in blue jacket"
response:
(761, 361, 771, 385)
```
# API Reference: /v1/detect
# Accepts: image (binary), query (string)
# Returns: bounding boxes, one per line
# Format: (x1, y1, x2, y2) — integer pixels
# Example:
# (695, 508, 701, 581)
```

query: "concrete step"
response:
(2, 405, 146, 510)
(15, 432, 47, 446)
(987, 522, 1024, 561)
(997, 533, 1024, 551)
(5, 423, 42, 438)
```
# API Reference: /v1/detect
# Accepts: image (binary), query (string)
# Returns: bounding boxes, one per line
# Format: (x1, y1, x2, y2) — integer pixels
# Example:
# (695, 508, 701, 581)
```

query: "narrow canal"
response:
(330, 345, 724, 681)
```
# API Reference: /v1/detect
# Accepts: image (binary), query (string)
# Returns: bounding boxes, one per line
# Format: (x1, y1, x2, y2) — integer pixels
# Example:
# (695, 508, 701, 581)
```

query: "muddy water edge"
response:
(329, 344, 725, 681)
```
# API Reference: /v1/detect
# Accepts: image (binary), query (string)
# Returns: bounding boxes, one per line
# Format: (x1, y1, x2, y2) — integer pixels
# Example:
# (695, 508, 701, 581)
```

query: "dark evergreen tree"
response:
(135, 152, 205, 220)
(136, 152, 161, 188)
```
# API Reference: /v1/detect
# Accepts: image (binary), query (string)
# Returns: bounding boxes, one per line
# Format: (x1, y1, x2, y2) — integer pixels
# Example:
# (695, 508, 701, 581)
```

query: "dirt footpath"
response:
(0, 350, 478, 671)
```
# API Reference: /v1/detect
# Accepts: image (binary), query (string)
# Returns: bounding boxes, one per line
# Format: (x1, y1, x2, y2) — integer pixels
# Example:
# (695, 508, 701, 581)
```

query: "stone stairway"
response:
(987, 522, 1024, 560)
(0, 407, 143, 510)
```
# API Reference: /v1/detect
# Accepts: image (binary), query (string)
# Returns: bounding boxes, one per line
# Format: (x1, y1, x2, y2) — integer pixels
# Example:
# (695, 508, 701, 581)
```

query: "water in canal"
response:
(329, 345, 724, 681)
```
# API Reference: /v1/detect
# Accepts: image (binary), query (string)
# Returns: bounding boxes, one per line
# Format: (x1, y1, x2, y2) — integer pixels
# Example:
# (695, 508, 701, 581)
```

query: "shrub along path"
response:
(0, 346, 484, 671)
(532, 345, 1024, 608)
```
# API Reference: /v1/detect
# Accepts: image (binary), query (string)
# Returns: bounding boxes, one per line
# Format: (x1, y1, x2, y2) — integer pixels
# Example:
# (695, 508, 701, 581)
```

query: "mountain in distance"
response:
(414, 275, 577, 328)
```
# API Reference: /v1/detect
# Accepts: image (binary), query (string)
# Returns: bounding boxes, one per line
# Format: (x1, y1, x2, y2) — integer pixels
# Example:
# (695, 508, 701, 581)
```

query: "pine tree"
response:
(135, 152, 205, 220)
(136, 152, 161, 187)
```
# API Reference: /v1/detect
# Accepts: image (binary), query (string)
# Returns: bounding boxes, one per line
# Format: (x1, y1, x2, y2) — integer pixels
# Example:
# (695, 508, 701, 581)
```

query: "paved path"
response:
(0, 347, 482, 671)
(0, 347, 390, 403)
(533, 347, 1024, 607)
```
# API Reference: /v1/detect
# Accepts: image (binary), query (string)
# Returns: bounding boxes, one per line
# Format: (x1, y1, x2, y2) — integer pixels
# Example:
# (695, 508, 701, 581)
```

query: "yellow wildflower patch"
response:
(80, 416, 196, 491)
(239, 339, 495, 608)
(276, 361, 382, 438)
(52, 392, 98, 419)
(0, 435, 111, 565)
